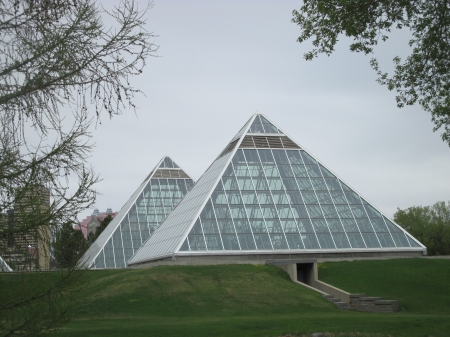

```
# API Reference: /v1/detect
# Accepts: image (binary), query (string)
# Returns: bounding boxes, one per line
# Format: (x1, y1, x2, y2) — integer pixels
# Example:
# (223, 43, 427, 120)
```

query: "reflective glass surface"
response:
(92, 176, 194, 268)
(182, 148, 414, 252)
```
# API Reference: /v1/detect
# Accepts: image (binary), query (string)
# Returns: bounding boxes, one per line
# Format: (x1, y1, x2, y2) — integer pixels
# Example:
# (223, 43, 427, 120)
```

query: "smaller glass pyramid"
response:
(79, 156, 194, 269)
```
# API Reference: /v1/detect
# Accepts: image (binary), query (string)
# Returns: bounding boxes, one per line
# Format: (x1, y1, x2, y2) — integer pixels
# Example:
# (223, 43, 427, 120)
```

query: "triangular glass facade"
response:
(129, 115, 424, 266)
(80, 156, 194, 269)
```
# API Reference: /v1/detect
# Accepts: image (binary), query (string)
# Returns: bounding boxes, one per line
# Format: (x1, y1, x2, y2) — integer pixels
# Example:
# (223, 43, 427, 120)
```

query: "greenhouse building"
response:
(128, 114, 426, 267)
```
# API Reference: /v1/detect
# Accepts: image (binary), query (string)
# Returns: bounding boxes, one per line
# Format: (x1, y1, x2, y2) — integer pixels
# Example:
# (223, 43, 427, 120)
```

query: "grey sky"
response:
(79, 0, 450, 221)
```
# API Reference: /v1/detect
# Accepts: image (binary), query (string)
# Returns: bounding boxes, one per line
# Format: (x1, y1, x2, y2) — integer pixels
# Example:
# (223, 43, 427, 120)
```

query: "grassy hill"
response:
(3, 259, 450, 336)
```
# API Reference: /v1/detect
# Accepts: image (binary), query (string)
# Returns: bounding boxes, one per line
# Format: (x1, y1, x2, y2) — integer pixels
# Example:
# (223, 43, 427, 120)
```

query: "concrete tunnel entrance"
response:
(296, 263, 314, 285)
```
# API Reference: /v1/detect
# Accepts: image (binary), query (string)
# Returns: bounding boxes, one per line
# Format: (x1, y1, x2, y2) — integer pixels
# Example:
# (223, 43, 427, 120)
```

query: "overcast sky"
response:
(78, 0, 450, 221)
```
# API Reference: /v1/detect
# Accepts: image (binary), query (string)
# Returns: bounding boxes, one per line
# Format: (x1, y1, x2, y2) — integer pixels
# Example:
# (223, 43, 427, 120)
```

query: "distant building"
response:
(0, 185, 51, 270)
(76, 209, 118, 239)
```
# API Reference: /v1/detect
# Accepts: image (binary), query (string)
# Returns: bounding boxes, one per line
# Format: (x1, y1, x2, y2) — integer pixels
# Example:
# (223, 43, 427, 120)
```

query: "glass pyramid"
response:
(80, 156, 195, 269)
(129, 115, 425, 266)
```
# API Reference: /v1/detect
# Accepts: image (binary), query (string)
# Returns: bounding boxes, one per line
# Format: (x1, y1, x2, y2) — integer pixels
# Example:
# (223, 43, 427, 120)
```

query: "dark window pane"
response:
(331, 191, 347, 204)
(238, 234, 256, 250)
(332, 233, 351, 248)
(250, 124, 265, 133)
(307, 205, 324, 218)
(276, 205, 294, 218)
(282, 178, 298, 190)
(317, 233, 335, 249)
(351, 205, 369, 219)
(222, 176, 239, 190)
(325, 178, 342, 191)
(347, 233, 366, 248)
(322, 205, 338, 219)
(302, 234, 320, 249)
(234, 164, 250, 177)
(191, 219, 203, 235)
(371, 218, 389, 232)
(270, 234, 288, 249)
(266, 219, 283, 233)
(319, 164, 335, 178)
(345, 191, 362, 205)
(200, 201, 216, 219)
(202, 219, 220, 234)
(336, 204, 353, 218)
(383, 217, 402, 232)
(316, 191, 332, 204)
(363, 202, 382, 218)
(223, 164, 235, 177)
(214, 205, 231, 219)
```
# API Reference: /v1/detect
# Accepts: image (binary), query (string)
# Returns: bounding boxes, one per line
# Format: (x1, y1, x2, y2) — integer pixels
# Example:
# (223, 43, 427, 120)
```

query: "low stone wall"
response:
(349, 294, 399, 312)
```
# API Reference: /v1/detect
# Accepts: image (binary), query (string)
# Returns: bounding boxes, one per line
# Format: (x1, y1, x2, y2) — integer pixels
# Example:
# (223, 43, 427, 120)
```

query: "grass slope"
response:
(3, 259, 449, 336)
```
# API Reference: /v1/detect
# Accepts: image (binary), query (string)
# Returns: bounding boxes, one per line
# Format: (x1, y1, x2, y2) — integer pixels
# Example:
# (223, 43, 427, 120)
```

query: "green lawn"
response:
(4, 259, 450, 336)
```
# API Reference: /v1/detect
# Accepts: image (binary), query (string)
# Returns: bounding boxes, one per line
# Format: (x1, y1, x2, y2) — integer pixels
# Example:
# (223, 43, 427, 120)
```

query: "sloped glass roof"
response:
(79, 156, 194, 269)
(129, 115, 424, 265)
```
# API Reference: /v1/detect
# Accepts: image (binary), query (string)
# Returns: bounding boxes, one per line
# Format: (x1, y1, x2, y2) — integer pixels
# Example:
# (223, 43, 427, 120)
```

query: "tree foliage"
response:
(87, 214, 113, 245)
(0, 0, 157, 335)
(292, 0, 450, 146)
(394, 201, 450, 255)
(52, 222, 88, 268)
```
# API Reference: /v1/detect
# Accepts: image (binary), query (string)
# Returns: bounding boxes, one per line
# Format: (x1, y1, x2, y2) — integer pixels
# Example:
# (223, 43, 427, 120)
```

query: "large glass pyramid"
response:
(80, 156, 195, 269)
(129, 115, 425, 266)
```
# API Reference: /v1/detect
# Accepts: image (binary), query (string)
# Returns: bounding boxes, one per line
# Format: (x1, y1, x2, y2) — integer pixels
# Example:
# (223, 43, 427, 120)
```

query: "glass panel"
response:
(270, 234, 288, 249)
(321, 205, 338, 219)
(282, 220, 298, 233)
(200, 201, 216, 219)
(234, 219, 252, 234)
(262, 122, 279, 134)
(296, 178, 313, 190)
(257, 191, 273, 204)
(205, 235, 223, 250)
(260, 116, 280, 133)
(254, 233, 272, 250)
(317, 233, 335, 249)
(281, 178, 297, 190)
(250, 123, 265, 133)
(326, 219, 344, 233)
(188, 235, 207, 251)
(238, 234, 256, 250)
(319, 164, 336, 178)
(191, 219, 203, 235)
(247, 163, 264, 177)
(258, 149, 275, 163)
(302, 234, 320, 249)
(345, 191, 362, 204)
(407, 236, 421, 247)
(232, 150, 247, 164)
(383, 217, 402, 232)
(312, 219, 329, 233)
(297, 219, 315, 233)
(351, 205, 368, 218)
(278, 165, 294, 177)
(243, 149, 260, 163)
(222, 176, 239, 190)
(211, 191, 228, 204)
(376, 233, 396, 247)
(300, 151, 316, 165)
(234, 164, 250, 177)
(222, 234, 240, 250)
(266, 178, 283, 191)
(291, 205, 309, 219)
(272, 150, 290, 164)
(291, 165, 308, 178)
(202, 219, 220, 234)
(336, 204, 354, 218)
(286, 233, 304, 249)
(341, 218, 359, 232)
(325, 178, 342, 191)
(179, 239, 190, 251)
(223, 164, 235, 177)
(347, 233, 366, 248)
(316, 191, 332, 204)
(241, 191, 258, 204)
(306, 165, 322, 178)
(253, 178, 269, 190)
(237, 177, 254, 190)
(362, 233, 381, 248)
(260, 205, 278, 219)
(217, 219, 236, 234)
(331, 233, 351, 248)
(363, 202, 383, 218)
(285, 191, 304, 204)
(391, 232, 410, 247)
(263, 165, 280, 177)
(371, 218, 389, 232)
(331, 191, 347, 204)
(266, 219, 283, 233)
(307, 205, 324, 218)
(276, 205, 294, 218)
(250, 220, 267, 233)
(286, 150, 303, 165)
(356, 218, 374, 233)
(214, 205, 231, 219)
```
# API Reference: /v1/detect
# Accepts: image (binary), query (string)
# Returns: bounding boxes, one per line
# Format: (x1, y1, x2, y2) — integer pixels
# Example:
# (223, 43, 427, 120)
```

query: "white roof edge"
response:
(0, 256, 13, 272)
